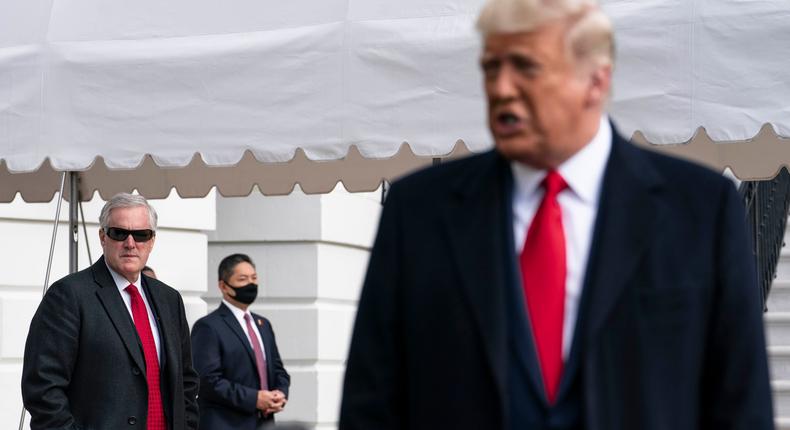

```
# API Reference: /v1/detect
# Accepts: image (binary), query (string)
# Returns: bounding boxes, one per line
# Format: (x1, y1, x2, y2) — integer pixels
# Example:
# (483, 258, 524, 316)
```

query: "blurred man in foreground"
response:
(340, 0, 774, 428)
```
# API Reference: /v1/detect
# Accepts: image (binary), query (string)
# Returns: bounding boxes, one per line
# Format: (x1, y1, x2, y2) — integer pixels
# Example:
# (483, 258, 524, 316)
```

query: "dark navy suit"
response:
(191, 302, 290, 430)
(339, 129, 774, 429)
(22, 257, 199, 430)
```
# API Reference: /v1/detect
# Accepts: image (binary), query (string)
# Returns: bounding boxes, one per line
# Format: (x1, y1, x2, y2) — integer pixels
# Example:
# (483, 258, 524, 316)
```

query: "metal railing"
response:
(739, 167, 790, 310)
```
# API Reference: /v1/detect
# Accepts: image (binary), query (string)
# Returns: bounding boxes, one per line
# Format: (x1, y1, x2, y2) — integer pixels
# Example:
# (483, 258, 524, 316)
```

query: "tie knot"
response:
(244, 313, 252, 322)
(125, 284, 140, 296)
(542, 170, 567, 197)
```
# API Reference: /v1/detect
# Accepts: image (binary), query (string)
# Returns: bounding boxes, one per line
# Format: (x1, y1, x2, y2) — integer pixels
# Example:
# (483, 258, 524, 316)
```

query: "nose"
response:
(123, 234, 136, 248)
(490, 64, 518, 101)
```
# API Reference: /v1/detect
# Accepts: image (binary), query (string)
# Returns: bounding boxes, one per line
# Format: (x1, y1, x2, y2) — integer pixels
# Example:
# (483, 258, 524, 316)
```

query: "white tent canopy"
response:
(1, 0, 789, 201)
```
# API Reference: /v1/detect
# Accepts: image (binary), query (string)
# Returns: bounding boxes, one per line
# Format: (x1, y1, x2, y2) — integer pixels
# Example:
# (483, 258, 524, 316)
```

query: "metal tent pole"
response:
(19, 171, 68, 430)
(380, 180, 388, 205)
(43, 172, 67, 295)
(69, 172, 78, 273)
(79, 199, 93, 265)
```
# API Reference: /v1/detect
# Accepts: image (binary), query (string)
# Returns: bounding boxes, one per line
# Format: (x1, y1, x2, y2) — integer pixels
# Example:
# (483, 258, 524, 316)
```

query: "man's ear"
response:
(99, 228, 105, 246)
(586, 63, 611, 108)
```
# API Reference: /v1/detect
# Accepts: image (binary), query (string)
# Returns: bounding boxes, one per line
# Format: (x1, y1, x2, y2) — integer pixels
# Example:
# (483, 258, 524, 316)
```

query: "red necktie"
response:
(126, 285, 167, 430)
(244, 313, 269, 391)
(519, 170, 567, 404)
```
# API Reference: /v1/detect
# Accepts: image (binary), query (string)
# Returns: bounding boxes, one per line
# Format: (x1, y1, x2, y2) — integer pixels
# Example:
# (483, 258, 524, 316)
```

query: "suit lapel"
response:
(141, 276, 176, 424)
(219, 303, 257, 365)
(501, 176, 547, 403)
(252, 314, 273, 384)
(93, 257, 147, 375)
(142, 277, 170, 370)
(580, 133, 665, 348)
(442, 151, 510, 411)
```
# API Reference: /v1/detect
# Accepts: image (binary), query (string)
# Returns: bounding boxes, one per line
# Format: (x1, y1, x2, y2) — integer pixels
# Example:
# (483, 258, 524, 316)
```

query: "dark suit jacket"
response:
(22, 256, 199, 430)
(191, 302, 290, 430)
(340, 130, 774, 429)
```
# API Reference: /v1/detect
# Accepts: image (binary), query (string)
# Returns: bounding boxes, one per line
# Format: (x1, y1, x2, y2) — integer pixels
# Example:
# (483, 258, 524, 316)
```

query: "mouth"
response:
(492, 111, 526, 138)
(499, 112, 519, 125)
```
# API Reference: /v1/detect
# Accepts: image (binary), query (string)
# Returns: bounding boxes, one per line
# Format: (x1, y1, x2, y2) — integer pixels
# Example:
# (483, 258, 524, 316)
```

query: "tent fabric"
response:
(605, 0, 790, 143)
(1, 0, 788, 176)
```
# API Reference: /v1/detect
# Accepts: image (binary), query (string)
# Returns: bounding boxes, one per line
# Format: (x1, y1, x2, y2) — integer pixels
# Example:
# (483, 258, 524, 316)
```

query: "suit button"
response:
(128, 416, 137, 425)
(132, 367, 141, 375)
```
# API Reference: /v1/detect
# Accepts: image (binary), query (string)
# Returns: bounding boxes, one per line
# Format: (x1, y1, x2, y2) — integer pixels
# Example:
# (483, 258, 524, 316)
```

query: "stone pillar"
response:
(207, 187, 381, 430)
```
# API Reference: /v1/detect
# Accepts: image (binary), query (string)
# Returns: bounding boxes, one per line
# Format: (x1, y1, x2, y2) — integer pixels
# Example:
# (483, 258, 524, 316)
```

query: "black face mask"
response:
(226, 282, 258, 304)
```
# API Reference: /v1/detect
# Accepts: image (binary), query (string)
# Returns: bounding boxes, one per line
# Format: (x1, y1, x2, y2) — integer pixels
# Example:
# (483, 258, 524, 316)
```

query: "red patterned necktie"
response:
(244, 313, 269, 391)
(126, 285, 167, 430)
(519, 170, 568, 404)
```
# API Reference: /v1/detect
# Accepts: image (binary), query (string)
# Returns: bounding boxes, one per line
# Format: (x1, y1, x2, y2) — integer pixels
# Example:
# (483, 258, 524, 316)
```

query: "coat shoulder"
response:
(46, 265, 97, 298)
(144, 276, 180, 297)
(631, 143, 733, 192)
(387, 150, 500, 206)
(193, 305, 226, 328)
(394, 151, 496, 190)
(644, 146, 728, 183)
(250, 312, 272, 327)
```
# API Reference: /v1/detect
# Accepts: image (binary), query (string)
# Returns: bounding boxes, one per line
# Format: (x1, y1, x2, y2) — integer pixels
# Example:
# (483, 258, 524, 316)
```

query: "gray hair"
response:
(476, 0, 614, 69)
(99, 193, 158, 231)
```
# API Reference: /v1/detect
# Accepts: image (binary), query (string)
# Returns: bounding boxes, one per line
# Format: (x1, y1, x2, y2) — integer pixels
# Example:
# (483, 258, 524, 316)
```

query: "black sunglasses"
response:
(104, 227, 155, 243)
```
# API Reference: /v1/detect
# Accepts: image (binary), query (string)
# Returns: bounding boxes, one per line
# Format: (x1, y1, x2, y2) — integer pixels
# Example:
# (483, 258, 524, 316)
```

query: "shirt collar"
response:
(223, 298, 250, 320)
(511, 115, 612, 203)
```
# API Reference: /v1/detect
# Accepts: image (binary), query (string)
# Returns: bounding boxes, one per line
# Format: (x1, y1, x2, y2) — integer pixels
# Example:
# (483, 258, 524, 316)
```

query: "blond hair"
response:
(476, 0, 614, 69)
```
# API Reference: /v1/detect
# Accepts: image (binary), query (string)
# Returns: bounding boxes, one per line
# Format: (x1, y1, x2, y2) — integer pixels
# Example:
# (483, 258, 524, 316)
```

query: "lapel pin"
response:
(257, 319, 263, 326)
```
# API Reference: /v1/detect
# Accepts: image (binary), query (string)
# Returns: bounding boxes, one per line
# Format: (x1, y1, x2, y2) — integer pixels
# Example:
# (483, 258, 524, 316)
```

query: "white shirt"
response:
(511, 115, 612, 360)
(106, 262, 162, 361)
(222, 299, 267, 360)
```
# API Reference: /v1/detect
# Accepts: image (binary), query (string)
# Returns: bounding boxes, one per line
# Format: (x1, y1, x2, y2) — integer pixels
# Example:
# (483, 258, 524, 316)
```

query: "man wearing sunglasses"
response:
(22, 193, 199, 430)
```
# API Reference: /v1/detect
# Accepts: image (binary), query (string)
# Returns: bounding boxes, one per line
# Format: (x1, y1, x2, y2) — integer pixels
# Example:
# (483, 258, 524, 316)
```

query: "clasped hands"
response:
(257, 389, 287, 416)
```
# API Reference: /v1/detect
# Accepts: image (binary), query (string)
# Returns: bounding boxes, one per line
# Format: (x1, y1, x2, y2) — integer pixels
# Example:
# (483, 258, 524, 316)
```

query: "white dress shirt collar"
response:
(511, 114, 612, 203)
(223, 298, 251, 321)
(105, 260, 141, 290)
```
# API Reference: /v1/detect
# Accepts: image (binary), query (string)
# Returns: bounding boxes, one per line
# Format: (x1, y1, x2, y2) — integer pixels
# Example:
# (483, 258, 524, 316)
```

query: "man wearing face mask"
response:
(191, 253, 290, 429)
